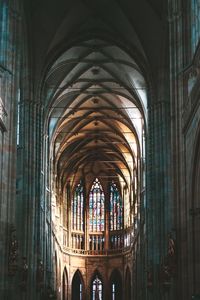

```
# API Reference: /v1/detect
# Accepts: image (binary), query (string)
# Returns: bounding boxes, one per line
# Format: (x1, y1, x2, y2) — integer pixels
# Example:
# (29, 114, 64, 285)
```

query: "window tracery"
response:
(72, 182, 84, 231)
(92, 275, 103, 300)
(109, 182, 123, 231)
(89, 178, 105, 232)
(70, 178, 134, 252)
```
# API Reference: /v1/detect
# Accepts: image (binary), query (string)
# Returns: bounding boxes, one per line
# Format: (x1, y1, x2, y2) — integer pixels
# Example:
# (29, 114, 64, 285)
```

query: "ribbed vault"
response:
(33, 0, 161, 195)
(43, 37, 147, 194)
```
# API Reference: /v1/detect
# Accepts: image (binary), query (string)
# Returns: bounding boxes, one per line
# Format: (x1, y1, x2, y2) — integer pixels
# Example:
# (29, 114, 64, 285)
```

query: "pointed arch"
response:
(72, 269, 84, 300)
(62, 267, 68, 300)
(125, 267, 131, 300)
(90, 270, 104, 300)
(109, 181, 123, 231)
(89, 178, 105, 232)
(71, 181, 84, 231)
(109, 269, 122, 300)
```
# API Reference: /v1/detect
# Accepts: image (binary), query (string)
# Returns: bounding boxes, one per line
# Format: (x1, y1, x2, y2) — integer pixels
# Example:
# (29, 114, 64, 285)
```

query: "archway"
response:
(0, 1, 181, 300)
(110, 269, 122, 300)
(90, 271, 104, 300)
(43, 28, 147, 300)
(62, 267, 68, 300)
(72, 270, 84, 300)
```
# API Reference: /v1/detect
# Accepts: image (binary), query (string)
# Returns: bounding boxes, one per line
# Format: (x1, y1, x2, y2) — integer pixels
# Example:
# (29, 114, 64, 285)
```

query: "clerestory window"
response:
(89, 178, 105, 232)
(72, 182, 84, 231)
(110, 182, 123, 231)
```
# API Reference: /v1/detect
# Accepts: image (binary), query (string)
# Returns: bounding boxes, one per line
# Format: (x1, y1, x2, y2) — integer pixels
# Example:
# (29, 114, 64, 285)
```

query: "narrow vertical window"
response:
(72, 182, 84, 231)
(110, 182, 122, 231)
(92, 276, 103, 300)
(112, 283, 115, 300)
(80, 283, 82, 300)
(89, 178, 105, 232)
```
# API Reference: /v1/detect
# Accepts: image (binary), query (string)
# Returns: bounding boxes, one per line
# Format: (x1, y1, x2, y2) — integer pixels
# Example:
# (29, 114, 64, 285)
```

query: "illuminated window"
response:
(112, 283, 115, 300)
(80, 283, 82, 300)
(89, 178, 105, 232)
(72, 182, 84, 231)
(92, 276, 103, 300)
(110, 182, 123, 230)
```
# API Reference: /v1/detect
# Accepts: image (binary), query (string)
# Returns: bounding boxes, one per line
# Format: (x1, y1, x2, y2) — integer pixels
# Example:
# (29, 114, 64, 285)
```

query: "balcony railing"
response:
(52, 223, 137, 257)
(63, 245, 133, 257)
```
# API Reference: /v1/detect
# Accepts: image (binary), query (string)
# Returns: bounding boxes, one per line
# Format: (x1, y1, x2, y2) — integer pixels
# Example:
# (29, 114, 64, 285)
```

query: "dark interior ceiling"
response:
(27, 0, 166, 75)
(26, 0, 166, 191)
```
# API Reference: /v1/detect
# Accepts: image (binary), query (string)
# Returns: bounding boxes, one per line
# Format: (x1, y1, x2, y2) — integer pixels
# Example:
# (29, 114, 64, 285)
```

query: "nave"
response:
(0, 0, 200, 299)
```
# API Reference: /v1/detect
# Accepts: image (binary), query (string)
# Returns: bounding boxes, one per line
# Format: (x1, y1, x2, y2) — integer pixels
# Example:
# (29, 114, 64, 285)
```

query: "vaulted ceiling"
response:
(26, 0, 166, 191)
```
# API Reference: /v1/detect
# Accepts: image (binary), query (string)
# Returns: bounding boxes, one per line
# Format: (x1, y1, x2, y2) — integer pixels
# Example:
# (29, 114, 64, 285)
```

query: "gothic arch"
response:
(39, 5, 148, 300)
(109, 269, 122, 300)
(62, 267, 68, 300)
(88, 177, 106, 198)
(72, 269, 85, 300)
(90, 269, 104, 300)
(89, 178, 105, 233)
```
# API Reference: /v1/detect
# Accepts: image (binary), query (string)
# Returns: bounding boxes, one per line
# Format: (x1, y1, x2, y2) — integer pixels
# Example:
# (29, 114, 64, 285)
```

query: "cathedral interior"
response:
(0, 0, 200, 299)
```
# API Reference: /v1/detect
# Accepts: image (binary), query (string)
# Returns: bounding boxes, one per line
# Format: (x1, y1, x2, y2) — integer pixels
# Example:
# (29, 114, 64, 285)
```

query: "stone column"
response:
(16, 98, 43, 300)
(168, 0, 186, 299)
(0, 1, 25, 299)
(146, 99, 171, 300)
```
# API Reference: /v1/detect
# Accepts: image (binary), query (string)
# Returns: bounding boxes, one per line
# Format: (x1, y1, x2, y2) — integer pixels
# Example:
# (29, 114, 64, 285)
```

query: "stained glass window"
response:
(110, 182, 123, 230)
(92, 276, 103, 300)
(72, 182, 84, 231)
(89, 178, 105, 232)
